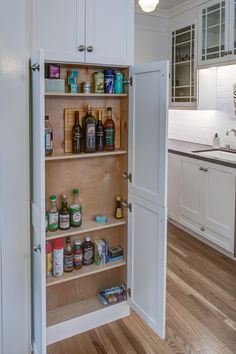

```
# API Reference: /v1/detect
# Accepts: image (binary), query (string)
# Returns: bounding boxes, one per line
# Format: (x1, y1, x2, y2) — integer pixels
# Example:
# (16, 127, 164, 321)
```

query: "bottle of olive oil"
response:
(72, 111, 82, 154)
(82, 105, 96, 153)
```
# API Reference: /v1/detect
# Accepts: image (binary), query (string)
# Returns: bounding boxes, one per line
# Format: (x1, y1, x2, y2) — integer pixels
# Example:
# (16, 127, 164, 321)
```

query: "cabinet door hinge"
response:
(122, 201, 132, 213)
(122, 172, 132, 183)
(31, 63, 40, 72)
(127, 288, 131, 298)
(124, 77, 133, 87)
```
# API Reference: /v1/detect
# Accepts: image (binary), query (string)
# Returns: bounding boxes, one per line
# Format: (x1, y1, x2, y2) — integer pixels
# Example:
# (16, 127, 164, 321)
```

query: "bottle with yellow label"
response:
(115, 196, 123, 219)
(46, 241, 53, 278)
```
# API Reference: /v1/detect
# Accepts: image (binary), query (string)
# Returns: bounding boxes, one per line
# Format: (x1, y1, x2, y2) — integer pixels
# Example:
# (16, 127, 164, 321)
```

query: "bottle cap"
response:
(73, 188, 79, 195)
(75, 239, 81, 246)
(46, 241, 52, 253)
(66, 237, 71, 244)
(107, 107, 112, 111)
(104, 69, 115, 75)
(45, 115, 49, 120)
(85, 236, 91, 242)
(50, 195, 57, 201)
(62, 194, 67, 199)
(52, 238, 64, 250)
(116, 196, 121, 201)
(215, 133, 218, 137)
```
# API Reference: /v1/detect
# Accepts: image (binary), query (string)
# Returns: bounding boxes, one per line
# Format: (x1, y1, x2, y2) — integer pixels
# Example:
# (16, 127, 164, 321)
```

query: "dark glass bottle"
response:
(104, 107, 115, 151)
(82, 105, 96, 153)
(59, 195, 70, 231)
(96, 110, 104, 152)
(64, 237, 74, 273)
(72, 111, 82, 154)
(45, 115, 53, 156)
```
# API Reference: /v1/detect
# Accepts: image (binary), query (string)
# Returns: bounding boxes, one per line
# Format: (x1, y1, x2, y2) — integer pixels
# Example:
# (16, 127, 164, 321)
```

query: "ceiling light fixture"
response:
(138, 0, 159, 12)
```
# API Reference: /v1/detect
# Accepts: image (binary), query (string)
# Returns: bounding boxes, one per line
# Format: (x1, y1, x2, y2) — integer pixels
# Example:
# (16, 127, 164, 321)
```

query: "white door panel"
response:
(168, 153, 179, 221)
(129, 61, 168, 207)
(128, 194, 167, 338)
(31, 50, 46, 354)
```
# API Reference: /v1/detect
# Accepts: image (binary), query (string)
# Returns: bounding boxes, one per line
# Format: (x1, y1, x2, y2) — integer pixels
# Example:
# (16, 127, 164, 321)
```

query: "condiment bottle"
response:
(52, 238, 64, 277)
(74, 239, 83, 270)
(45, 115, 53, 156)
(46, 241, 53, 278)
(82, 236, 94, 266)
(59, 195, 70, 230)
(48, 195, 59, 232)
(115, 196, 123, 219)
(96, 110, 104, 152)
(104, 107, 115, 151)
(69, 189, 82, 227)
(64, 237, 74, 273)
(72, 111, 82, 154)
(82, 105, 96, 153)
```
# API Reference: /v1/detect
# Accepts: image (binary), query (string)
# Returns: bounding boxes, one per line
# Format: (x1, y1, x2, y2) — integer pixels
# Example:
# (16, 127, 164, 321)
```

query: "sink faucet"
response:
(225, 129, 236, 150)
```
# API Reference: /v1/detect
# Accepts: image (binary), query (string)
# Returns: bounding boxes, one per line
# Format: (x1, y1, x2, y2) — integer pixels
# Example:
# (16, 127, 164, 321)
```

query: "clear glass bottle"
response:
(59, 195, 70, 231)
(45, 115, 53, 156)
(69, 189, 82, 227)
(82, 105, 96, 153)
(48, 195, 59, 232)
(64, 237, 74, 273)
(104, 107, 115, 151)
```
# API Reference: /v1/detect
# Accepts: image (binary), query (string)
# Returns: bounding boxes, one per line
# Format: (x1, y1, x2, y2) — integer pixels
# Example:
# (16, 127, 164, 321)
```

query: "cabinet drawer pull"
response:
(78, 45, 85, 52)
(200, 227, 205, 232)
(87, 46, 94, 52)
(199, 167, 204, 171)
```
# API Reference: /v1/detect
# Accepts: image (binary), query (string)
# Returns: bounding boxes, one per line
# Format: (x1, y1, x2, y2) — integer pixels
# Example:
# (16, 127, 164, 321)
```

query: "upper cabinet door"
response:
(32, 0, 85, 62)
(228, 0, 236, 61)
(128, 62, 168, 207)
(31, 50, 46, 354)
(127, 61, 168, 339)
(85, 0, 134, 66)
(199, 0, 229, 66)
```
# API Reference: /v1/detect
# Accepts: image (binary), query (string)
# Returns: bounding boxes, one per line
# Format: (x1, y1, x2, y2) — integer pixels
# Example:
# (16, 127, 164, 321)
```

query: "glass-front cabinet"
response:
(198, 0, 236, 65)
(171, 24, 196, 107)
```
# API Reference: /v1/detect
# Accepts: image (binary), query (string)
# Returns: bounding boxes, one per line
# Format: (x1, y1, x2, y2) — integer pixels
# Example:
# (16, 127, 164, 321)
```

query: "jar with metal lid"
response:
(115, 73, 124, 94)
(104, 69, 115, 93)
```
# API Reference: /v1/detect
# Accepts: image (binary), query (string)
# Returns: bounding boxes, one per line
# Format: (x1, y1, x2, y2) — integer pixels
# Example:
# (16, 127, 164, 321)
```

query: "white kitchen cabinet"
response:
(178, 156, 204, 232)
(198, 0, 236, 66)
(31, 51, 168, 353)
(168, 153, 235, 253)
(167, 153, 179, 221)
(32, 0, 134, 65)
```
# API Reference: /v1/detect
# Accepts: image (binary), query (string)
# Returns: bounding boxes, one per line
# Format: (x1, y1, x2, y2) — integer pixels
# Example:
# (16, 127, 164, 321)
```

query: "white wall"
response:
(0, 0, 31, 353)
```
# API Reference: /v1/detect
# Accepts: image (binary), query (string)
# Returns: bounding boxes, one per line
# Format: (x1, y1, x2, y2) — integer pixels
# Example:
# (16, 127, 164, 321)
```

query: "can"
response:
(104, 69, 115, 93)
(94, 72, 104, 93)
(82, 81, 92, 94)
(115, 73, 124, 94)
(46, 241, 53, 278)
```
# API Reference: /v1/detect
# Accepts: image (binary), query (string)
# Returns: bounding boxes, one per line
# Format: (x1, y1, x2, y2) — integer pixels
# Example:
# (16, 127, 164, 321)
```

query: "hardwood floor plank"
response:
(47, 223, 236, 354)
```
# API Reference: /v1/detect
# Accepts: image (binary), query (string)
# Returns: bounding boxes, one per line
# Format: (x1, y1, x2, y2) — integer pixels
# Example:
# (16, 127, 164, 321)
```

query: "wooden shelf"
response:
(45, 92, 128, 98)
(46, 259, 126, 287)
(45, 149, 127, 161)
(47, 296, 127, 327)
(46, 217, 127, 241)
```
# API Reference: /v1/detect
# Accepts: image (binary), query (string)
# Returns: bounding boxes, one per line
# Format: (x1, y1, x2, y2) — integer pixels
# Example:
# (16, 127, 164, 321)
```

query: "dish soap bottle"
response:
(212, 133, 220, 148)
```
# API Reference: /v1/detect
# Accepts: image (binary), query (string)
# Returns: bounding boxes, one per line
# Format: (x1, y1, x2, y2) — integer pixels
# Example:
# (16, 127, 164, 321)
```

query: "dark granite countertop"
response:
(168, 139, 236, 168)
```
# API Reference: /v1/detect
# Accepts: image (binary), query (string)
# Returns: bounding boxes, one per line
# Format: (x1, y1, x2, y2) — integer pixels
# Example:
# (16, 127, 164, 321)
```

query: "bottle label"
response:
(83, 246, 94, 265)
(70, 207, 82, 227)
(74, 250, 83, 268)
(104, 128, 115, 146)
(59, 214, 70, 229)
(45, 213, 49, 232)
(48, 212, 58, 230)
(46, 253, 53, 278)
(86, 124, 95, 149)
(45, 128, 52, 150)
(53, 249, 63, 277)
(64, 254, 74, 271)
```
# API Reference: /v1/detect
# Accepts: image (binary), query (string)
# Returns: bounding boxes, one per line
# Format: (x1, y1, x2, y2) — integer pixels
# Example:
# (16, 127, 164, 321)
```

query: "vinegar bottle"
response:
(104, 107, 115, 151)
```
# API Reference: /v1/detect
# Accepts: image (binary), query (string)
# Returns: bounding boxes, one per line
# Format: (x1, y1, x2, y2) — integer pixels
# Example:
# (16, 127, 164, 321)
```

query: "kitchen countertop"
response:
(168, 139, 236, 168)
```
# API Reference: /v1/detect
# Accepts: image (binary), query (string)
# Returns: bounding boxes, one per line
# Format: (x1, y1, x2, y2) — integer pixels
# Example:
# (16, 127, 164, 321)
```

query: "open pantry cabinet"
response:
(31, 50, 168, 354)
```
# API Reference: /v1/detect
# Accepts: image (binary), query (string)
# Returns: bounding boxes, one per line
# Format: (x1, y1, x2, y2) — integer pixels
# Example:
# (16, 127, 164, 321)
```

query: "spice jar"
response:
(82, 81, 92, 94)
(46, 241, 53, 278)
(104, 69, 115, 93)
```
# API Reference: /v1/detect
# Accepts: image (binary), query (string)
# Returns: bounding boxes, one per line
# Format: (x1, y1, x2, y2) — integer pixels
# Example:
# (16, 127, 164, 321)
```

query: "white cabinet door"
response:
(128, 61, 168, 338)
(203, 163, 235, 252)
(179, 156, 204, 232)
(198, 0, 229, 66)
(228, 0, 236, 61)
(32, 0, 85, 63)
(31, 50, 46, 354)
(168, 153, 179, 221)
(85, 0, 134, 65)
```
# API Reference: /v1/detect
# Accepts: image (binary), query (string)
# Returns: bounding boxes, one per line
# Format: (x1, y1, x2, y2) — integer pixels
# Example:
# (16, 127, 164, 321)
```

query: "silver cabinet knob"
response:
(78, 45, 85, 52)
(33, 244, 41, 253)
(87, 46, 94, 52)
(200, 227, 205, 232)
(228, 50, 233, 55)
(223, 51, 228, 56)
(203, 168, 208, 172)
(199, 167, 204, 171)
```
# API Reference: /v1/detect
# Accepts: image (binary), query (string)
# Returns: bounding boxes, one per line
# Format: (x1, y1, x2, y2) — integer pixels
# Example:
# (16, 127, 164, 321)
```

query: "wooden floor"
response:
(47, 223, 236, 354)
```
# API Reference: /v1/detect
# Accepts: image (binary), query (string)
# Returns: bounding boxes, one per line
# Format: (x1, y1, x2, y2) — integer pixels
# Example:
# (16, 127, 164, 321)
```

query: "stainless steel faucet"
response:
(225, 129, 236, 150)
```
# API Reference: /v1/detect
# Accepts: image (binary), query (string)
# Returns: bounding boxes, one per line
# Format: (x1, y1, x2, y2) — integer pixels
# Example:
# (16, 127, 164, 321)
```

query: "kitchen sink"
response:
(192, 149, 236, 162)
